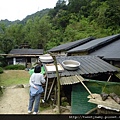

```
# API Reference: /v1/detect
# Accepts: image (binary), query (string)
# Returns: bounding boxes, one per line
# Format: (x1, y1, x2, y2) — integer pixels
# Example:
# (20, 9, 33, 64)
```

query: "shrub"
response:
(0, 67, 3, 74)
(5, 64, 25, 70)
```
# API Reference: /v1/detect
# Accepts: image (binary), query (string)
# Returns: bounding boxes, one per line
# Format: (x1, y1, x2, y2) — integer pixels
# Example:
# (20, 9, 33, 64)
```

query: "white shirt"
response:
(29, 73, 45, 88)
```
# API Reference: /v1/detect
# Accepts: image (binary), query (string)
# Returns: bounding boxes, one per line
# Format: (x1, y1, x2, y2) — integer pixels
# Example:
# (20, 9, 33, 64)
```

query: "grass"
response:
(0, 70, 52, 113)
(0, 70, 30, 87)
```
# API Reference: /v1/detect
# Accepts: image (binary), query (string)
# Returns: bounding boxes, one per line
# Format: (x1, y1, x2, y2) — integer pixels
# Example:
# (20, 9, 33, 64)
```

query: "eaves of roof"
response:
(7, 49, 43, 58)
(46, 55, 118, 78)
(48, 37, 95, 52)
(60, 75, 88, 85)
(67, 34, 120, 53)
(8, 49, 43, 55)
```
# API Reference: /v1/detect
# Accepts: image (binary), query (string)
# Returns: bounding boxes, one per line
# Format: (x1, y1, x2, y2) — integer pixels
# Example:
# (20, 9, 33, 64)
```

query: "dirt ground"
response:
(0, 85, 71, 114)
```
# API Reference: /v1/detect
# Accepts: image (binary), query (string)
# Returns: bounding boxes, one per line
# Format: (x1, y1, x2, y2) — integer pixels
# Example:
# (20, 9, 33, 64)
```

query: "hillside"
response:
(0, 8, 50, 26)
(0, 0, 120, 57)
(19, 8, 50, 24)
(0, 19, 20, 26)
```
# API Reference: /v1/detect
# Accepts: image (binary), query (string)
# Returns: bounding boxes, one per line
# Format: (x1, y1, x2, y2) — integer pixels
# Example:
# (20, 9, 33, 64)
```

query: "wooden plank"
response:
(44, 77, 49, 101)
(88, 94, 120, 111)
(44, 63, 64, 73)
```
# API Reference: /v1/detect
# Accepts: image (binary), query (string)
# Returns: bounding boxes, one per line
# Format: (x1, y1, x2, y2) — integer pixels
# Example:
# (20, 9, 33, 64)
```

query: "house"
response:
(48, 37, 95, 55)
(47, 34, 120, 114)
(43, 55, 119, 114)
(67, 34, 120, 67)
(90, 38, 120, 67)
(48, 34, 120, 67)
(7, 49, 43, 68)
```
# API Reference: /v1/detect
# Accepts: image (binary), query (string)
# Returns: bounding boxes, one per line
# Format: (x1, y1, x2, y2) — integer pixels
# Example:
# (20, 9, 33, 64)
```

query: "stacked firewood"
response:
(100, 92, 120, 104)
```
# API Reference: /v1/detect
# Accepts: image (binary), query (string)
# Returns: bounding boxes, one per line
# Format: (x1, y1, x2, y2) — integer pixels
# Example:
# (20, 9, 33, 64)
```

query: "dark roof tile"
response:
(9, 49, 43, 55)
(90, 39, 120, 60)
(48, 37, 95, 52)
(67, 34, 120, 53)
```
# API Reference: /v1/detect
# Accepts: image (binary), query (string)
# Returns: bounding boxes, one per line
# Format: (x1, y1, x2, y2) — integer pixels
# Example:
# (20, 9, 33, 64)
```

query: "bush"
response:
(5, 64, 25, 70)
(0, 67, 3, 74)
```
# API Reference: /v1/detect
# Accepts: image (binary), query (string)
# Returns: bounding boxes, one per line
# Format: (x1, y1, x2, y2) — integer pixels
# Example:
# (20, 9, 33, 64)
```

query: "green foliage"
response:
(0, 19, 20, 27)
(5, 65, 25, 70)
(0, 38, 14, 54)
(92, 0, 120, 29)
(54, 10, 70, 28)
(21, 9, 50, 24)
(0, 0, 120, 52)
(0, 67, 3, 74)
(0, 55, 7, 67)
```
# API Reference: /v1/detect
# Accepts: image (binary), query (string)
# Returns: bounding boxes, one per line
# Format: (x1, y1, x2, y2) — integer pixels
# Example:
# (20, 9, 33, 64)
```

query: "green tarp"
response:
(71, 80, 120, 114)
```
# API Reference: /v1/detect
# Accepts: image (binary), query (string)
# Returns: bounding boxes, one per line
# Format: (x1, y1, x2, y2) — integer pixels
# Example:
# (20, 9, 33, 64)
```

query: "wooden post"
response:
(76, 75, 95, 99)
(49, 52, 60, 114)
(54, 83, 57, 104)
(44, 77, 49, 101)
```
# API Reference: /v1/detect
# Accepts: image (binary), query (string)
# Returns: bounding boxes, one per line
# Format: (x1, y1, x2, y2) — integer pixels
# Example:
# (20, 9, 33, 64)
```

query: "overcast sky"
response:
(0, 0, 58, 21)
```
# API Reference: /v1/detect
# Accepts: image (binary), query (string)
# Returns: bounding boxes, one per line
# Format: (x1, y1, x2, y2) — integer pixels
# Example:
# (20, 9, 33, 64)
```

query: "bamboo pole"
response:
(76, 75, 95, 99)
(102, 74, 112, 92)
(49, 52, 60, 114)
(85, 107, 97, 114)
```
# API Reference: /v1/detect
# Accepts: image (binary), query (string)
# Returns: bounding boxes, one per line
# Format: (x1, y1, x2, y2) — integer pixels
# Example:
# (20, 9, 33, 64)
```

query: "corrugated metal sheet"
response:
(60, 75, 86, 85)
(46, 55, 118, 78)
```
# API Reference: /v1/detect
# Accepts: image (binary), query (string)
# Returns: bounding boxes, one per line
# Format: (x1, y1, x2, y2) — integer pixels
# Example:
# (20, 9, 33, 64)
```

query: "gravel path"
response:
(0, 85, 71, 114)
(0, 86, 29, 114)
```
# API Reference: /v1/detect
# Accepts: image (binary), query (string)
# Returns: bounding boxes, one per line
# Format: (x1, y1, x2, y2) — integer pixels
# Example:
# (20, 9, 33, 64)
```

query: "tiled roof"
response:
(45, 55, 118, 78)
(9, 49, 43, 55)
(48, 37, 95, 52)
(67, 34, 120, 53)
(90, 39, 120, 60)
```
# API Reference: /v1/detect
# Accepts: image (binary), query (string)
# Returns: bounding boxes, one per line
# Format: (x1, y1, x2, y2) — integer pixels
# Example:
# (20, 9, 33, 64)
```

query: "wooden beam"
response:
(76, 75, 95, 99)
(47, 78, 55, 101)
(44, 77, 49, 101)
